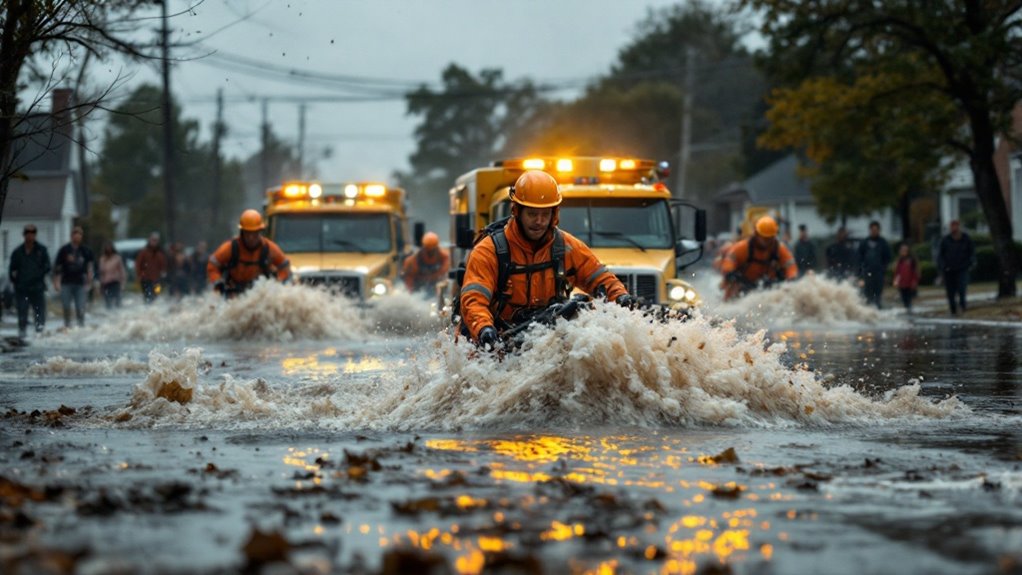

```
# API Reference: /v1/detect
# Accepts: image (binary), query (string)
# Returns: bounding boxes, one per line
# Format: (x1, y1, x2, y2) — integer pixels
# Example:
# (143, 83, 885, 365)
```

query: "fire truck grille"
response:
(613, 272, 659, 303)
(299, 275, 363, 299)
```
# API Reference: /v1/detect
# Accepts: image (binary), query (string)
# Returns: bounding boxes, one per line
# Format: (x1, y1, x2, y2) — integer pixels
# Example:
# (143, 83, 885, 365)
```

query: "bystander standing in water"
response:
(893, 243, 921, 313)
(937, 219, 975, 315)
(135, 232, 167, 304)
(98, 241, 127, 309)
(793, 224, 817, 278)
(857, 221, 892, 309)
(53, 225, 94, 329)
(8, 224, 50, 338)
(825, 227, 856, 281)
(189, 240, 209, 295)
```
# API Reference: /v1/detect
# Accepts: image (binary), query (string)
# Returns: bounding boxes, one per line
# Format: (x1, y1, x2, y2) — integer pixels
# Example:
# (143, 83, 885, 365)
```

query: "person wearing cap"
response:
(8, 224, 51, 338)
(857, 220, 892, 309)
(207, 209, 292, 296)
(719, 215, 798, 301)
(402, 231, 450, 294)
(459, 170, 632, 349)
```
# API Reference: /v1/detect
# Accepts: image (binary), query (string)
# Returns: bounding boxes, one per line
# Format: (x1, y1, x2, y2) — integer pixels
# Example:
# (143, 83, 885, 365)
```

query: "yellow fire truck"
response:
(446, 156, 706, 314)
(264, 181, 415, 300)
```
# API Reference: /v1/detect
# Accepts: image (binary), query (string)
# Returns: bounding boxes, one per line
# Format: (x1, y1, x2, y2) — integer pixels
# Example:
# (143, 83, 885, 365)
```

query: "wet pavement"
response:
(1, 277, 1020, 574)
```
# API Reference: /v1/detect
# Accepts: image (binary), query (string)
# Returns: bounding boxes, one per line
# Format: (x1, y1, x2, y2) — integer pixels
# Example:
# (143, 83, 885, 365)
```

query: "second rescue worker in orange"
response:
(719, 215, 798, 300)
(207, 209, 292, 295)
(460, 170, 635, 349)
(403, 231, 450, 294)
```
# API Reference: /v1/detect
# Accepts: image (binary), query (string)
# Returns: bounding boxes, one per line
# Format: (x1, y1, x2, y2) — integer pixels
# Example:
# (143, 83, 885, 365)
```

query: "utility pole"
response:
(160, 0, 176, 243)
(211, 88, 224, 231)
(676, 46, 696, 200)
(297, 103, 306, 179)
(260, 98, 269, 196)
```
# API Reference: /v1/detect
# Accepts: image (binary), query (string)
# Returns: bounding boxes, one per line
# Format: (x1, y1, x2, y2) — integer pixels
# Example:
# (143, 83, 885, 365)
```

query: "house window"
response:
(957, 196, 986, 232)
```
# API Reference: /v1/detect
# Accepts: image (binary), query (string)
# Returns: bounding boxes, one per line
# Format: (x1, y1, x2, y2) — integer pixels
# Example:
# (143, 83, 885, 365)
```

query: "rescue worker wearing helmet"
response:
(460, 170, 632, 349)
(207, 209, 292, 296)
(719, 215, 798, 300)
(403, 231, 450, 294)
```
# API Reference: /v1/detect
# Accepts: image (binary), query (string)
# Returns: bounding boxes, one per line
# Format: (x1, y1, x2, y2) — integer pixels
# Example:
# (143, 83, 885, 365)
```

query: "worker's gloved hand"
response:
(616, 294, 637, 309)
(213, 281, 226, 295)
(725, 272, 741, 284)
(477, 326, 499, 351)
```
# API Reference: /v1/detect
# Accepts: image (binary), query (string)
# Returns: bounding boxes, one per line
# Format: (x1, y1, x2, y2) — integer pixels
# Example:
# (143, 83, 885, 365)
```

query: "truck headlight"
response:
(685, 289, 697, 302)
(669, 285, 686, 301)
(371, 280, 389, 296)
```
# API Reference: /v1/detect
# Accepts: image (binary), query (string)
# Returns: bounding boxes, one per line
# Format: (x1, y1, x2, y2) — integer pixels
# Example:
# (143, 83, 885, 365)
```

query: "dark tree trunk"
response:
(968, 109, 1020, 298)
(0, 0, 35, 225)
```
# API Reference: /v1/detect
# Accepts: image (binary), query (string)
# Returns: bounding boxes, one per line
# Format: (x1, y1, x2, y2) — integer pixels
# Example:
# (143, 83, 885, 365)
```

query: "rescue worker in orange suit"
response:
(403, 231, 450, 294)
(460, 170, 633, 349)
(207, 209, 292, 296)
(719, 215, 798, 301)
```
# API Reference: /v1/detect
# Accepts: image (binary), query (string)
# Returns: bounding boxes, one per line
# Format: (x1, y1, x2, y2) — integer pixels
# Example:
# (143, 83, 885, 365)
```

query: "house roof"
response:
(10, 113, 72, 175)
(742, 154, 813, 204)
(5, 176, 67, 219)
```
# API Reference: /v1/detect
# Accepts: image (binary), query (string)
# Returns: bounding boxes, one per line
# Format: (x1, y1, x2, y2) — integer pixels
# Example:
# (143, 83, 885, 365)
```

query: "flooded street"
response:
(2, 278, 1020, 574)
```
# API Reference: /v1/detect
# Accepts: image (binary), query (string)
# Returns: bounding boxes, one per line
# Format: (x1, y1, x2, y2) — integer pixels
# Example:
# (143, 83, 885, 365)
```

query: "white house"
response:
(1, 89, 85, 275)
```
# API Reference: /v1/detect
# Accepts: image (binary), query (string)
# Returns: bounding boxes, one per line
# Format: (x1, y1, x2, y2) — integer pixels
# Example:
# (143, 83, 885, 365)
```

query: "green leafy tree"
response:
(759, 71, 956, 229)
(92, 84, 245, 243)
(743, 0, 1022, 297)
(604, 1, 768, 200)
(396, 63, 543, 231)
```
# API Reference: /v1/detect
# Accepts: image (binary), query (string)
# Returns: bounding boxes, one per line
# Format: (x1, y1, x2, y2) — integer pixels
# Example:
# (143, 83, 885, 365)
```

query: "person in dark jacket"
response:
(825, 227, 856, 281)
(8, 224, 51, 338)
(793, 224, 817, 277)
(53, 225, 94, 328)
(937, 219, 975, 315)
(857, 221, 892, 309)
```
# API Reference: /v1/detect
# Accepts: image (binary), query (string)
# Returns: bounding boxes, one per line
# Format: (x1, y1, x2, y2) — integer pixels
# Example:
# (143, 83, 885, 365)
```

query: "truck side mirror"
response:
(413, 222, 425, 247)
(695, 209, 707, 242)
(456, 227, 475, 249)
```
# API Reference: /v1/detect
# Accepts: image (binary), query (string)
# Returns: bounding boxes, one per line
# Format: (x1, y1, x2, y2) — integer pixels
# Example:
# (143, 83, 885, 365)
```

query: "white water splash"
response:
(101, 302, 966, 431)
(707, 274, 894, 329)
(25, 356, 148, 377)
(41, 280, 435, 344)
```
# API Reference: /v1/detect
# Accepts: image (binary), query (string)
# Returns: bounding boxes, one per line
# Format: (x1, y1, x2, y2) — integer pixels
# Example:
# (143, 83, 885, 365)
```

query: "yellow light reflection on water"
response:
(409, 435, 786, 572)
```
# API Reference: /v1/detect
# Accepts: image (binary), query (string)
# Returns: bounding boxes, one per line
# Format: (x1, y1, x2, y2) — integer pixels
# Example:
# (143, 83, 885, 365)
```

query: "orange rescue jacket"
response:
(403, 246, 450, 292)
(719, 237, 797, 291)
(460, 218, 626, 339)
(207, 237, 291, 286)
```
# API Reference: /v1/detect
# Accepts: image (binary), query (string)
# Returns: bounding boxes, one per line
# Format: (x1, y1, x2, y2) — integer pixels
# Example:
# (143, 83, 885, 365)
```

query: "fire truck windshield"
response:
(558, 198, 673, 249)
(273, 213, 392, 254)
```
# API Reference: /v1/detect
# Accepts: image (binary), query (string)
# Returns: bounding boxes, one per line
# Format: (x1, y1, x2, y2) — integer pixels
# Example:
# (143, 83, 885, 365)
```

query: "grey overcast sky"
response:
(91, 0, 691, 183)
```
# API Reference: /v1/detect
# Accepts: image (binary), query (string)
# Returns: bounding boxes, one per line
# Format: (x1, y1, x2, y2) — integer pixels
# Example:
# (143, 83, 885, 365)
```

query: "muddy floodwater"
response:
(1, 277, 1020, 575)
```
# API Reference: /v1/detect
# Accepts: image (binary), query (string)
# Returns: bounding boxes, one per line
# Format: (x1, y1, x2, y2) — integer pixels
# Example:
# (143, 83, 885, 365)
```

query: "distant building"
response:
(1, 88, 85, 272)
(711, 154, 896, 241)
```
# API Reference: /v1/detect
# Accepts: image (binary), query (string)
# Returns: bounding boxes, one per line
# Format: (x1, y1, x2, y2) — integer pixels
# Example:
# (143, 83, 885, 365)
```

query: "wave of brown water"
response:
(95, 302, 965, 431)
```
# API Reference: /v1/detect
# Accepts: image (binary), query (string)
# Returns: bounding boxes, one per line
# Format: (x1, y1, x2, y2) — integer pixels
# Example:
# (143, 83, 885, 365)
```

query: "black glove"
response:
(477, 326, 499, 351)
(214, 281, 225, 295)
(616, 294, 637, 309)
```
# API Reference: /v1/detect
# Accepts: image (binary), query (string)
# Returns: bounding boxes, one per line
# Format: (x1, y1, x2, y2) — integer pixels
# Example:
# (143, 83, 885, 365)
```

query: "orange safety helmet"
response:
(238, 209, 266, 231)
(509, 170, 561, 208)
(755, 215, 778, 238)
(422, 231, 440, 249)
